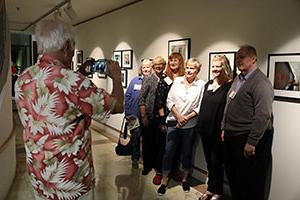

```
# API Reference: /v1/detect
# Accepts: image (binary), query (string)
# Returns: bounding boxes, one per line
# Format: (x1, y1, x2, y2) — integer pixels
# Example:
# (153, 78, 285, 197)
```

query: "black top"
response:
(198, 80, 232, 137)
(155, 73, 172, 118)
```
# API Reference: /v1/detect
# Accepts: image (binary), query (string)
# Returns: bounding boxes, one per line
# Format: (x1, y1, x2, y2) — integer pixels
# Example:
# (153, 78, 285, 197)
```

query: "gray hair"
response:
(138, 58, 152, 75)
(35, 19, 75, 54)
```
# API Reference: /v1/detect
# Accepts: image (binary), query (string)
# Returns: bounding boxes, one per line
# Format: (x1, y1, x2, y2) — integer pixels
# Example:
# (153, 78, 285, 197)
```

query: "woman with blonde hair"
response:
(139, 56, 166, 177)
(157, 58, 205, 195)
(198, 55, 233, 200)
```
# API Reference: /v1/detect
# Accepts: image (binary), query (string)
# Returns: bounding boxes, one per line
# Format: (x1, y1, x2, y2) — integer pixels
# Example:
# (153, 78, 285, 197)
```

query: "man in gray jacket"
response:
(222, 45, 274, 200)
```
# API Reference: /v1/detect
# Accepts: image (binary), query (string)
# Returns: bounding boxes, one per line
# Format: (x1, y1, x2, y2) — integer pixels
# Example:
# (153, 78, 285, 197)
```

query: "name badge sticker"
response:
(134, 84, 141, 90)
(229, 90, 236, 99)
(207, 84, 214, 91)
(164, 76, 173, 85)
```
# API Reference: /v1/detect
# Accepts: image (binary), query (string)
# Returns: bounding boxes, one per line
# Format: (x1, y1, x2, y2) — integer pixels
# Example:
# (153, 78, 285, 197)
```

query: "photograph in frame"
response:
(113, 50, 122, 67)
(121, 69, 127, 88)
(267, 53, 300, 103)
(122, 50, 133, 69)
(208, 51, 237, 80)
(168, 38, 191, 61)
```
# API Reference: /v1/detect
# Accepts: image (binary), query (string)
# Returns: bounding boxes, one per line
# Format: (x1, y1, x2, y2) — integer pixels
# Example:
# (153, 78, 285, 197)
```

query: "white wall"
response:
(0, 0, 16, 197)
(75, 0, 300, 199)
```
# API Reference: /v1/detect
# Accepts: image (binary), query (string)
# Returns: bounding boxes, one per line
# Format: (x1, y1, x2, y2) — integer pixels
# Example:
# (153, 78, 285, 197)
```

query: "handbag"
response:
(115, 117, 133, 156)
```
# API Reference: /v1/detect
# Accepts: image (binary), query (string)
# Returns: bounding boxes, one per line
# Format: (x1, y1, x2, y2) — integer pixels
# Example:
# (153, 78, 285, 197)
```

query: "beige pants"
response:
(34, 189, 94, 200)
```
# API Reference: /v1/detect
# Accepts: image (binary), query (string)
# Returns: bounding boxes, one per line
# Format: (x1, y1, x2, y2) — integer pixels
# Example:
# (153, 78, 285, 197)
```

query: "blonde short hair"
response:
(186, 57, 202, 71)
(152, 56, 166, 66)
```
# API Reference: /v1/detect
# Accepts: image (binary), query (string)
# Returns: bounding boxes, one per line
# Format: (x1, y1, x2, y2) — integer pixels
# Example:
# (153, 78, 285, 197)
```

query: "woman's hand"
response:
(175, 114, 188, 128)
(159, 124, 167, 133)
(141, 115, 149, 127)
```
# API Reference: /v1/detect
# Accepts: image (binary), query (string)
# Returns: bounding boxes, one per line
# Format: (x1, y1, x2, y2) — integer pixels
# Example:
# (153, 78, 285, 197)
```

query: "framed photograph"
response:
(168, 38, 191, 61)
(122, 50, 133, 69)
(121, 69, 127, 88)
(113, 50, 122, 67)
(208, 51, 238, 80)
(76, 50, 83, 67)
(267, 53, 300, 103)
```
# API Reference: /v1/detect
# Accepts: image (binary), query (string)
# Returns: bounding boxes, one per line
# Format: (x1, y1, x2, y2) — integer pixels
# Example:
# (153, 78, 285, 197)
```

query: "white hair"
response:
(141, 58, 152, 66)
(35, 19, 75, 54)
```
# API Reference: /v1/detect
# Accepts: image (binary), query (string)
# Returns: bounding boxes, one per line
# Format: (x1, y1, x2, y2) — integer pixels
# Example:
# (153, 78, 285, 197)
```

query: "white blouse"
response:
(166, 76, 205, 129)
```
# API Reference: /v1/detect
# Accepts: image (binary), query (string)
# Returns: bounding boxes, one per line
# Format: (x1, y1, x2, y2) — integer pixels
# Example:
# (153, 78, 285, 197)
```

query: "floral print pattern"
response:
(15, 55, 116, 200)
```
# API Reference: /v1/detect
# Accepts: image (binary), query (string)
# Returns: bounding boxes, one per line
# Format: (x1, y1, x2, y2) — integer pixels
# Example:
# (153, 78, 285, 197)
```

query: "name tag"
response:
(207, 84, 214, 91)
(164, 76, 173, 85)
(134, 84, 141, 90)
(229, 90, 236, 99)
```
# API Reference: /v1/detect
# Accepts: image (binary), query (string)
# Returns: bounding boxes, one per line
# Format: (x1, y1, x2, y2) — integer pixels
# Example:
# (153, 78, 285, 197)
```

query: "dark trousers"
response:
(141, 118, 165, 173)
(162, 127, 195, 174)
(201, 133, 224, 194)
(130, 126, 141, 161)
(224, 130, 273, 200)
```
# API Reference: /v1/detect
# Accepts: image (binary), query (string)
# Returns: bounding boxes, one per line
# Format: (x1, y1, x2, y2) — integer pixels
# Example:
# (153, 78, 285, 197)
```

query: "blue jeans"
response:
(162, 127, 195, 175)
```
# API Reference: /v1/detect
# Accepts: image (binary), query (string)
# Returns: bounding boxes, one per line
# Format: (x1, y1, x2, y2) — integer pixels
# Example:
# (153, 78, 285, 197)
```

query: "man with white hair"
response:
(14, 19, 124, 200)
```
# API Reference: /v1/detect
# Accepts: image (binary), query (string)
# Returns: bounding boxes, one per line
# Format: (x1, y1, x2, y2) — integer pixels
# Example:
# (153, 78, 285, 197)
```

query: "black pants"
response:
(224, 129, 273, 200)
(130, 126, 141, 161)
(200, 133, 224, 194)
(141, 118, 165, 173)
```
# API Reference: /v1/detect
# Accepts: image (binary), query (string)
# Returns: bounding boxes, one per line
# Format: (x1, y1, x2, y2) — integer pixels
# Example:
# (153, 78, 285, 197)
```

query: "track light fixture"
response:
(64, 1, 77, 21)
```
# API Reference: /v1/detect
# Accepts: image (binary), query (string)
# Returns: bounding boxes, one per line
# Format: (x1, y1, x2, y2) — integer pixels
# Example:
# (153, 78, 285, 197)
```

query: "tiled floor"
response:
(6, 113, 206, 200)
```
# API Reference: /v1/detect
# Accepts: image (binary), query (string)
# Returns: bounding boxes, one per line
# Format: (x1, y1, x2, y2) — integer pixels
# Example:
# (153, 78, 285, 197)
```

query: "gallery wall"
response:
(74, 0, 300, 199)
(0, 0, 16, 198)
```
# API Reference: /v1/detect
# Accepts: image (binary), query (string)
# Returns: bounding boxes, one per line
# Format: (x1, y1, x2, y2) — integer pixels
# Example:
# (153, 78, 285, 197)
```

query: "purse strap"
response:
(119, 116, 128, 139)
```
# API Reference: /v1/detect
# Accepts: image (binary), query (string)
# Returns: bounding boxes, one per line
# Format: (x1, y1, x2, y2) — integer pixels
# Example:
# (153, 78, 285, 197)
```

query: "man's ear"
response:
(251, 56, 257, 64)
(63, 40, 72, 52)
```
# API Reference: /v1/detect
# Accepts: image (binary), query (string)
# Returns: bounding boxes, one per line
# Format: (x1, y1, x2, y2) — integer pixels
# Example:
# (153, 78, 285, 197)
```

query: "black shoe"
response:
(132, 160, 139, 169)
(157, 184, 167, 195)
(182, 181, 190, 193)
(142, 168, 151, 175)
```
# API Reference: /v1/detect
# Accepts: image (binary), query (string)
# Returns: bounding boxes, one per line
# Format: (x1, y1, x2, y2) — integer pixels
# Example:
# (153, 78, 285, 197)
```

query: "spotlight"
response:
(53, 9, 62, 19)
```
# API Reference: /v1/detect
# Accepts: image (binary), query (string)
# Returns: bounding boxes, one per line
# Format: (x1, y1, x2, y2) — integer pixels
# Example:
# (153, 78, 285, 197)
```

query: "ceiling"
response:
(6, 0, 142, 33)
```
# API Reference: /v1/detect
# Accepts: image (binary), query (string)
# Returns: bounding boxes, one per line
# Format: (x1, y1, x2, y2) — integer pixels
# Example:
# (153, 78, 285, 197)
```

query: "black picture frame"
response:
(121, 69, 127, 88)
(113, 50, 122, 67)
(168, 38, 191, 61)
(208, 51, 237, 80)
(267, 53, 300, 103)
(122, 49, 133, 69)
(76, 50, 83, 71)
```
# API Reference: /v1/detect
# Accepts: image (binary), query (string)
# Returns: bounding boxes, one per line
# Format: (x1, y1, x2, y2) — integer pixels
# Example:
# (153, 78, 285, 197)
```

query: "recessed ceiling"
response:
(6, 0, 142, 33)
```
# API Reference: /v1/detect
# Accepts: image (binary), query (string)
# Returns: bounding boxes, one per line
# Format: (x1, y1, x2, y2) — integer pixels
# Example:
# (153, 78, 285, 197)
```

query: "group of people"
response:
(15, 18, 274, 200)
(125, 45, 274, 200)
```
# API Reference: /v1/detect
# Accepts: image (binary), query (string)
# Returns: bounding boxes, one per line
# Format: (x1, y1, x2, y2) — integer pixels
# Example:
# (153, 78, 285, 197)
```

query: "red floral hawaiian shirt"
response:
(14, 55, 115, 200)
